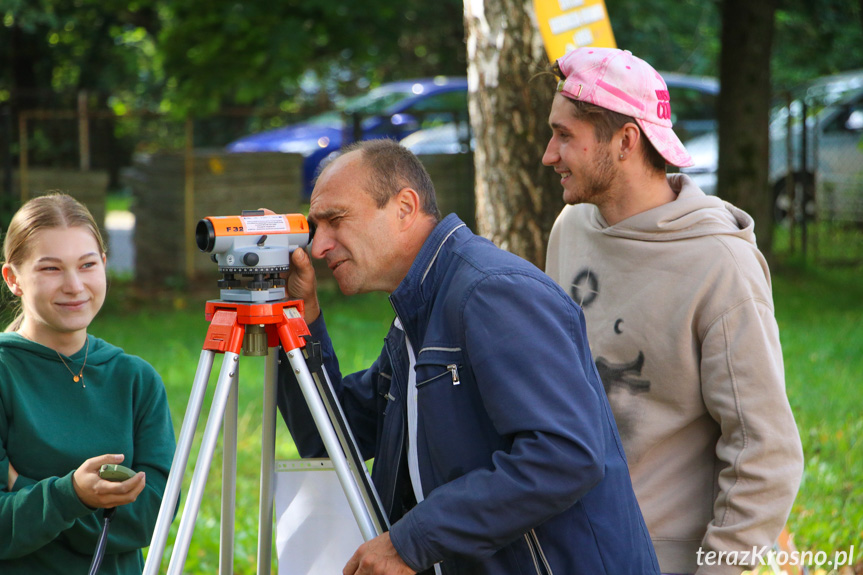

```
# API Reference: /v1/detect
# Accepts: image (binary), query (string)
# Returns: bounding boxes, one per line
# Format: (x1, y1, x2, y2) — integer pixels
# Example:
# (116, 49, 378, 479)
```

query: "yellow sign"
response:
(533, 0, 617, 63)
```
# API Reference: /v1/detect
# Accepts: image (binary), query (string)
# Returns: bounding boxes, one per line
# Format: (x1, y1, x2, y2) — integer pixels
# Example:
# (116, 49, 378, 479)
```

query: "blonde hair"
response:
(2, 193, 106, 332)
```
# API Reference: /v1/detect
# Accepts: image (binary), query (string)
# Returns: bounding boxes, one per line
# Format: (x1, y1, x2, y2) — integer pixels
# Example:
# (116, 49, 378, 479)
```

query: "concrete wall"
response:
(418, 153, 476, 231)
(12, 168, 109, 233)
(125, 151, 304, 282)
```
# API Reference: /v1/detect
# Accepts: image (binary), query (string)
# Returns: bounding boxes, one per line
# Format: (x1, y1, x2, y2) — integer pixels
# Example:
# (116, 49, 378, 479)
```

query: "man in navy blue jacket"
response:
(278, 138, 659, 575)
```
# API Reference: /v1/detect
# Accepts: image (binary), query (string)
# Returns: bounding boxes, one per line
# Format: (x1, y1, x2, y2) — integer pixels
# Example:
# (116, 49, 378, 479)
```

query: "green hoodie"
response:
(0, 332, 176, 574)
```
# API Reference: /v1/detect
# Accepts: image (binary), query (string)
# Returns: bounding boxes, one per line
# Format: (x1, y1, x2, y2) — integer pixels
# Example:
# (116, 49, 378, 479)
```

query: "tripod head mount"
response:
(196, 210, 314, 302)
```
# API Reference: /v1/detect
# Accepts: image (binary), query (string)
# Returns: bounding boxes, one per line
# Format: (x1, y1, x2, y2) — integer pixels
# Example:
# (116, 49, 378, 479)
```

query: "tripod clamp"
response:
(142, 298, 388, 575)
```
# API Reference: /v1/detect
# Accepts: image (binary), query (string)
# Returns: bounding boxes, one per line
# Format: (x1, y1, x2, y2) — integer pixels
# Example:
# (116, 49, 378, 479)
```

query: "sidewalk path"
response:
(105, 210, 135, 276)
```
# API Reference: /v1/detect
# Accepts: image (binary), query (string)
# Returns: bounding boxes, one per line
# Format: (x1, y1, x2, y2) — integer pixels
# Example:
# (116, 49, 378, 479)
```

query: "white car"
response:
(681, 69, 863, 222)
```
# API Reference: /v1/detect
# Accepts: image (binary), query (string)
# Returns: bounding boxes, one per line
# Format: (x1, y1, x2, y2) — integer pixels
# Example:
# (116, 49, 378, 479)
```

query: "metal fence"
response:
(769, 73, 863, 266)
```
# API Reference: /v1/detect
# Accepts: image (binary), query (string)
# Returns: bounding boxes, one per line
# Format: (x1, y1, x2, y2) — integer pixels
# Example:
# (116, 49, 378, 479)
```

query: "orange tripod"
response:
(142, 298, 388, 575)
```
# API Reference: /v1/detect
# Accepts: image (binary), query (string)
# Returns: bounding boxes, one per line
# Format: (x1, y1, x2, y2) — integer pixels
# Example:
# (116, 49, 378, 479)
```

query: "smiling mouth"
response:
(556, 169, 572, 183)
(329, 260, 346, 272)
(57, 300, 89, 310)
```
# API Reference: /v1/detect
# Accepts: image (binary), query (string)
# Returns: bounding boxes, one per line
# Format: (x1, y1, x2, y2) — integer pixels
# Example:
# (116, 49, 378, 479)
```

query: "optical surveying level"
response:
(196, 210, 314, 302)
(143, 211, 388, 575)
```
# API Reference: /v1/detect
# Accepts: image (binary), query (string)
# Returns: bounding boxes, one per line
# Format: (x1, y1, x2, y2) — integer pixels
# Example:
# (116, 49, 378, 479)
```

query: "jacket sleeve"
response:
(696, 297, 804, 575)
(390, 273, 608, 568)
(276, 312, 385, 460)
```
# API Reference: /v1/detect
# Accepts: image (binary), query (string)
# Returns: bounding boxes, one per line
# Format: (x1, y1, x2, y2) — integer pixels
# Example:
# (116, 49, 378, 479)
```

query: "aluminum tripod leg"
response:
(143, 299, 387, 573)
(312, 355, 389, 534)
(283, 347, 382, 541)
(143, 350, 215, 575)
(256, 348, 279, 575)
(166, 352, 240, 575)
(220, 362, 239, 574)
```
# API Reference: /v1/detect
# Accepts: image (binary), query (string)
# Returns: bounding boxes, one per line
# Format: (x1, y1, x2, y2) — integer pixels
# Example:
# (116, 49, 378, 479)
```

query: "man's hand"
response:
(72, 454, 146, 509)
(287, 247, 321, 324)
(343, 532, 416, 575)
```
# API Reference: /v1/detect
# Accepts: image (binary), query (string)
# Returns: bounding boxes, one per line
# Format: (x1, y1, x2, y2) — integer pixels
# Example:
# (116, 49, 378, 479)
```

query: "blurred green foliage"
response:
(3, 0, 862, 117)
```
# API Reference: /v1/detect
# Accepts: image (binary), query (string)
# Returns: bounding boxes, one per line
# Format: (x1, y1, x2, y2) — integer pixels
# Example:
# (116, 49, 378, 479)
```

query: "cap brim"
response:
(637, 119, 694, 168)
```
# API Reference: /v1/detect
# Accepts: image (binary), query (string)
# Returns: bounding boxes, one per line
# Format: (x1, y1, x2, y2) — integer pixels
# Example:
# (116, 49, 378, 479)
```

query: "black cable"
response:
(87, 507, 116, 575)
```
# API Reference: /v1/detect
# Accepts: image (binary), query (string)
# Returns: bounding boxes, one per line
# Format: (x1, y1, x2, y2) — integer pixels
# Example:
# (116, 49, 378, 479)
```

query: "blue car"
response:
(226, 77, 468, 198)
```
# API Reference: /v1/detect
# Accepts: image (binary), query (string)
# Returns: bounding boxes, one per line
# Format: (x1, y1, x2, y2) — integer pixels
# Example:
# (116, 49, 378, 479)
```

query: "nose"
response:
(309, 226, 334, 260)
(63, 270, 84, 293)
(542, 138, 559, 166)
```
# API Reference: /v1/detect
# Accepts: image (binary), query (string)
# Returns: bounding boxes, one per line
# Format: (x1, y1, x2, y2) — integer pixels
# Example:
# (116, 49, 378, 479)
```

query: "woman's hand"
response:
(72, 454, 146, 509)
(7, 461, 18, 490)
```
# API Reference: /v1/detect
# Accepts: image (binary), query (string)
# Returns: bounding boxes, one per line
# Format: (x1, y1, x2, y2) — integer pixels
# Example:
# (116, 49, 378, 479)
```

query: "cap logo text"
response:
(656, 90, 671, 120)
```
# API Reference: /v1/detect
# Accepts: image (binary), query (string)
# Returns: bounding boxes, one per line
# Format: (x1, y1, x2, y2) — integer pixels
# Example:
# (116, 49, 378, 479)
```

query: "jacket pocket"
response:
(415, 347, 464, 388)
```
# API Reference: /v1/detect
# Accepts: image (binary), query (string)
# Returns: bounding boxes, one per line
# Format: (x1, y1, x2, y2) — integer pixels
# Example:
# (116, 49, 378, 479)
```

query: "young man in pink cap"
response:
(543, 47, 804, 575)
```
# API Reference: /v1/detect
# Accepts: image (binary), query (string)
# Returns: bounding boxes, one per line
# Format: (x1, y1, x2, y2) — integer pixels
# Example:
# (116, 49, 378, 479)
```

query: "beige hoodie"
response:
(546, 174, 804, 575)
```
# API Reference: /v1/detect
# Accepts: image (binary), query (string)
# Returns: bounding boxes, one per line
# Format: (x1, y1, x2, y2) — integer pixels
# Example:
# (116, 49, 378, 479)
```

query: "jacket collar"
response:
(391, 214, 466, 303)
(389, 214, 466, 338)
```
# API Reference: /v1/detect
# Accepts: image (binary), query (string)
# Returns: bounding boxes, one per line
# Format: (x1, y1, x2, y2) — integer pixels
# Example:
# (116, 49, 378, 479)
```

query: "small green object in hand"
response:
(99, 463, 137, 482)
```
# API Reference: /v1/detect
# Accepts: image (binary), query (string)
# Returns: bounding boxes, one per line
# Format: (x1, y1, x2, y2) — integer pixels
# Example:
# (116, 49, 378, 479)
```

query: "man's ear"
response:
(393, 187, 421, 229)
(2, 264, 22, 296)
(618, 122, 641, 160)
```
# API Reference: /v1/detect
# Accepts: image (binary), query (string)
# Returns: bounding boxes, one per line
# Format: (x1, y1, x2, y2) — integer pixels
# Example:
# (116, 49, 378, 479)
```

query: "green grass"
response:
(105, 190, 134, 213)
(771, 262, 863, 560)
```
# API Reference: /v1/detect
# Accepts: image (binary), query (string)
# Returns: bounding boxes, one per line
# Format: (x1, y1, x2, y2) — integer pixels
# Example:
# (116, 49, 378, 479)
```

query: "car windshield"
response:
(302, 88, 414, 126)
(802, 70, 863, 107)
(770, 72, 863, 133)
(343, 86, 416, 115)
(305, 111, 343, 125)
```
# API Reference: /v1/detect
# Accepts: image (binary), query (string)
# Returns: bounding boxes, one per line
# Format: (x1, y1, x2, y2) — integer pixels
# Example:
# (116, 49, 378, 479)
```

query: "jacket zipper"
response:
(447, 364, 460, 385)
(415, 364, 461, 388)
(383, 343, 405, 516)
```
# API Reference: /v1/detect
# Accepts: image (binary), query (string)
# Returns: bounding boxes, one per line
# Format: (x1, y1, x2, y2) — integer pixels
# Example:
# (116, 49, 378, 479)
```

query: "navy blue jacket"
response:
(278, 214, 659, 574)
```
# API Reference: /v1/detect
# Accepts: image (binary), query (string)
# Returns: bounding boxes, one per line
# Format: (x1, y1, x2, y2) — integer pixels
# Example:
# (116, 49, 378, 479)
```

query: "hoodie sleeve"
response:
(0, 469, 96, 559)
(102, 368, 176, 554)
(1, 386, 91, 559)
(697, 295, 804, 575)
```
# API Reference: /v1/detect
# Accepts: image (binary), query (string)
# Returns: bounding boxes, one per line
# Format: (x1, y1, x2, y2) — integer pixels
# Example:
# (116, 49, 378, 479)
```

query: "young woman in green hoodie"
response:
(0, 193, 176, 574)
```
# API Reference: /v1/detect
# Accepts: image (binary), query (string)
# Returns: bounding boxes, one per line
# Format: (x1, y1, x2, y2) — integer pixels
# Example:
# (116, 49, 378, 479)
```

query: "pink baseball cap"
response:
(556, 47, 694, 168)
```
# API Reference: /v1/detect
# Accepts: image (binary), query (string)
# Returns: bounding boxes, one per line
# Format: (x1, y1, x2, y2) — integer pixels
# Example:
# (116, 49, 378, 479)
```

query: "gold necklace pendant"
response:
(57, 338, 90, 388)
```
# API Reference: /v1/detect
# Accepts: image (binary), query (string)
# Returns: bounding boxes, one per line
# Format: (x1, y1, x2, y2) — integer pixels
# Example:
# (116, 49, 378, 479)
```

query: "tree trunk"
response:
(464, 0, 564, 269)
(716, 0, 777, 255)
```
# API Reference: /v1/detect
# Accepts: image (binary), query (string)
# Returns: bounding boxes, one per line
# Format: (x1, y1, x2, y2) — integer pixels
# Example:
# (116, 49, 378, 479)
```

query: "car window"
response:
(401, 91, 469, 128)
(669, 86, 717, 142)
(847, 109, 863, 131)
(821, 93, 863, 133)
(345, 88, 415, 116)
(406, 91, 468, 114)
